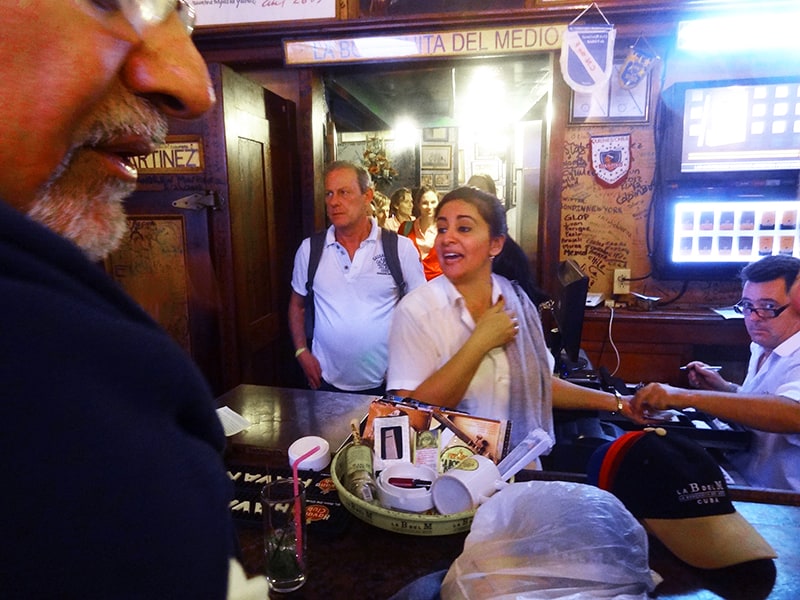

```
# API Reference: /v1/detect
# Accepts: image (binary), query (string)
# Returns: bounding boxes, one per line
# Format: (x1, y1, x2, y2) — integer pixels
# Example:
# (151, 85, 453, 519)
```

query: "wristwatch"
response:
(611, 390, 625, 415)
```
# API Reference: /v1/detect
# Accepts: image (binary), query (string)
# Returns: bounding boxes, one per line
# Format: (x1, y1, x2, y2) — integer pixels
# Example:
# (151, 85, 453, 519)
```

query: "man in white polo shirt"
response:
(288, 161, 425, 394)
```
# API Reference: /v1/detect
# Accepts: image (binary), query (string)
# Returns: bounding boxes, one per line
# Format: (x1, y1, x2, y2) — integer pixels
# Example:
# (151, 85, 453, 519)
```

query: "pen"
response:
(680, 365, 722, 371)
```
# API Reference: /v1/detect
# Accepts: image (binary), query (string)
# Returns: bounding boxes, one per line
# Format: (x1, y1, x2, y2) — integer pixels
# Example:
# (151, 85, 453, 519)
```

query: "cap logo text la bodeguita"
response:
(676, 480, 726, 504)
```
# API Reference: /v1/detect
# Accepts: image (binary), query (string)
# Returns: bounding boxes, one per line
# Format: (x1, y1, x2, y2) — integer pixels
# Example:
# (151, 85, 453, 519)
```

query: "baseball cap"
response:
(587, 429, 776, 569)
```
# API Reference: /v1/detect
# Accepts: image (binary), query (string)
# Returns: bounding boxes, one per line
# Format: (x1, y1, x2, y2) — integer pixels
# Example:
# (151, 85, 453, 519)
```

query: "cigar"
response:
(387, 477, 432, 489)
(432, 411, 492, 459)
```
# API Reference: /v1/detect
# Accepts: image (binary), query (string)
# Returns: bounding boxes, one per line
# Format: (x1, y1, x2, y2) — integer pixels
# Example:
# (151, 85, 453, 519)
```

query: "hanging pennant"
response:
(618, 36, 659, 90)
(560, 3, 616, 94)
(591, 134, 631, 187)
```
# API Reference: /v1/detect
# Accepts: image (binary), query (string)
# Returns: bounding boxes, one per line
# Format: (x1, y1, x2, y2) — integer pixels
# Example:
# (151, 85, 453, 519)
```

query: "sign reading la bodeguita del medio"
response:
(284, 24, 566, 66)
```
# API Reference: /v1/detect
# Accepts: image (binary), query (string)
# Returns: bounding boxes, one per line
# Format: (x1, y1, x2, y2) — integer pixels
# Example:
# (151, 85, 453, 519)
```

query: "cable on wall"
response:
(607, 305, 622, 377)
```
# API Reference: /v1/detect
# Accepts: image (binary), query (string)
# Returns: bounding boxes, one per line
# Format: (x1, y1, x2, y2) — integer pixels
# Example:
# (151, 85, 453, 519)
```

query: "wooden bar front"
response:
(581, 308, 751, 386)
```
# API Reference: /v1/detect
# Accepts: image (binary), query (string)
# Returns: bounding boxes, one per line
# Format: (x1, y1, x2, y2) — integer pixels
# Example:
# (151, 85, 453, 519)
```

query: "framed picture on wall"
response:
(423, 127, 449, 142)
(470, 158, 501, 180)
(569, 61, 652, 124)
(474, 143, 497, 159)
(340, 132, 367, 143)
(421, 145, 452, 170)
(420, 174, 434, 187)
(433, 173, 452, 189)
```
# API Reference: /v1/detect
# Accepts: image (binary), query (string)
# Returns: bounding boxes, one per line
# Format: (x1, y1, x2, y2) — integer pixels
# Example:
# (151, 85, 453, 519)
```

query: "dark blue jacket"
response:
(0, 201, 234, 598)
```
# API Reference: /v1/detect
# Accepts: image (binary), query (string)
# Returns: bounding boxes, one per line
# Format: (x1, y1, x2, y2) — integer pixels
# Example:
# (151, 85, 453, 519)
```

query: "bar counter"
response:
(220, 385, 800, 599)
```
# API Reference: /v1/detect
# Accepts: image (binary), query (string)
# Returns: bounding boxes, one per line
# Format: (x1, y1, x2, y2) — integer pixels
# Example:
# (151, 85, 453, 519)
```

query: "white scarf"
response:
(496, 276, 555, 448)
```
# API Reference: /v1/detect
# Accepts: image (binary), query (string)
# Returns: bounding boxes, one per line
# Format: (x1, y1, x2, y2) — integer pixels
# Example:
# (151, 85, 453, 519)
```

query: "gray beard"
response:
(27, 149, 135, 262)
(26, 81, 167, 262)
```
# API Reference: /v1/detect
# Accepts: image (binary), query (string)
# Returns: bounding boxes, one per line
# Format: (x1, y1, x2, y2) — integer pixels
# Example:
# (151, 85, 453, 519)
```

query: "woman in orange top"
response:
(401, 185, 442, 280)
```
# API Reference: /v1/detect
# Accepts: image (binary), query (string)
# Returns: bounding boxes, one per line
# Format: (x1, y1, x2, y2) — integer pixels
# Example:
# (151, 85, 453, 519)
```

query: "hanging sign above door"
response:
(284, 24, 566, 65)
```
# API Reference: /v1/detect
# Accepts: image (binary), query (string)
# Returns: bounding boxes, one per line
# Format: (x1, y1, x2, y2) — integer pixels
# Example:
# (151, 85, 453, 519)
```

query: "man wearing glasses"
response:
(633, 255, 800, 491)
(1, 2, 265, 598)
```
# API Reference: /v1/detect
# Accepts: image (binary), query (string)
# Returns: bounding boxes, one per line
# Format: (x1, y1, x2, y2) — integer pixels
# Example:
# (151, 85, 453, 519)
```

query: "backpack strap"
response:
(382, 229, 407, 301)
(304, 230, 326, 346)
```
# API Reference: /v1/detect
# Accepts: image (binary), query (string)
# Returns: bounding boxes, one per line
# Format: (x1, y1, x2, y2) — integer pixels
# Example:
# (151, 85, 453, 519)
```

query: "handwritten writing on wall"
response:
(560, 128, 742, 303)
(107, 217, 191, 352)
(194, 0, 336, 26)
(560, 128, 654, 291)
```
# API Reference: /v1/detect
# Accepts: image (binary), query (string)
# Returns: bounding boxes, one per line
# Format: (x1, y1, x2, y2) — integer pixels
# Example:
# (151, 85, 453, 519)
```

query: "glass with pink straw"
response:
(260, 444, 319, 593)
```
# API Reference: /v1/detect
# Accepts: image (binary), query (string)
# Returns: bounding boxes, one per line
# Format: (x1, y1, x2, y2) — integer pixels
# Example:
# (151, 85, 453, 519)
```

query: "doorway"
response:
(321, 53, 553, 265)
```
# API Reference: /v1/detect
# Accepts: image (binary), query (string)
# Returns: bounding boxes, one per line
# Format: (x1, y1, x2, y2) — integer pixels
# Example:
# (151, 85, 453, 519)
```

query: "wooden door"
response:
(219, 65, 280, 386)
(107, 191, 224, 392)
(109, 64, 302, 394)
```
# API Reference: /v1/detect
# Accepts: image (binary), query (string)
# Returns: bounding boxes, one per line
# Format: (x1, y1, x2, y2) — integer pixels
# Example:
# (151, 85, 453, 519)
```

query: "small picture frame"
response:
(339, 132, 367, 143)
(470, 159, 501, 181)
(420, 173, 434, 187)
(423, 127, 449, 142)
(474, 143, 496, 159)
(433, 173, 452, 189)
(569, 60, 652, 125)
(374, 415, 411, 465)
(421, 145, 452, 170)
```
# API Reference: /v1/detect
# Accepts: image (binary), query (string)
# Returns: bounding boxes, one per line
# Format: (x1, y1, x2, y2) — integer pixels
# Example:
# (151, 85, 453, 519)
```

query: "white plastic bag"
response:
(441, 480, 659, 599)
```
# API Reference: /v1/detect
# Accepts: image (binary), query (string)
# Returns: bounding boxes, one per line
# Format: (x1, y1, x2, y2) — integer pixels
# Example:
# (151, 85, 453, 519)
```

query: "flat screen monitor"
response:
(653, 76, 800, 280)
(550, 259, 589, 374)
(658, 77, 800, 182)
(653, 186, 800, 280)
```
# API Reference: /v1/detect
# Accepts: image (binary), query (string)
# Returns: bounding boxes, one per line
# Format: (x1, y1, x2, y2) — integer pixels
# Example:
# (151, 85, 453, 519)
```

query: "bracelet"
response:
(294, 347, 307, 358)
(611, 390, 625, 415)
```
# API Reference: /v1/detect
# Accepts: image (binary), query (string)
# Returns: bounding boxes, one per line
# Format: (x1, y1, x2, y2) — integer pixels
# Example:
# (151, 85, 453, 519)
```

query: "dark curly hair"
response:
(740, 254, 800, 291)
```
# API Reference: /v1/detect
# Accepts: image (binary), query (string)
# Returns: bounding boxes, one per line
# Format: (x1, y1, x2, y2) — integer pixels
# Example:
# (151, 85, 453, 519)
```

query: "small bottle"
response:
(345, 419, 378, 504)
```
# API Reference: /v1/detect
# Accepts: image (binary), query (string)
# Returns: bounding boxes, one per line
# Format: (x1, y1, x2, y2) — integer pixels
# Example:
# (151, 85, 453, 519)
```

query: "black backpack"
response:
(303, 229, 407, 348)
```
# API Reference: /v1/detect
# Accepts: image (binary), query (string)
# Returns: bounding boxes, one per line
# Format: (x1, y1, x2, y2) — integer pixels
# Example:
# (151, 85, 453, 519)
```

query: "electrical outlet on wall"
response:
(614, 269, 631, 295)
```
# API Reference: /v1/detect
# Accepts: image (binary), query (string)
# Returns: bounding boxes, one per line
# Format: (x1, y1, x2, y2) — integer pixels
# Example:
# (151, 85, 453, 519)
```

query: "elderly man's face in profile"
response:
(0, 1, 214, 260)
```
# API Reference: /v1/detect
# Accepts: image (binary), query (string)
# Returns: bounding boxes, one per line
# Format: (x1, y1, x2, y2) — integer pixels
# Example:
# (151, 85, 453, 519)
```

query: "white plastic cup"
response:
(288, 436, 330, 471)
(431, 455, 504, 515)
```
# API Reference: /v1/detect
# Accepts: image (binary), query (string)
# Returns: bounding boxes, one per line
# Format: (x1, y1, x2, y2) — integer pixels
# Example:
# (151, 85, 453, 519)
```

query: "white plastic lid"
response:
(288, 436, 331, 471)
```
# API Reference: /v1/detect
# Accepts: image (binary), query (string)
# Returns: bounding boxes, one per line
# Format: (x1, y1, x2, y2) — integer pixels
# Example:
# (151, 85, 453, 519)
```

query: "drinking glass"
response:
(261, 478, 307, 593)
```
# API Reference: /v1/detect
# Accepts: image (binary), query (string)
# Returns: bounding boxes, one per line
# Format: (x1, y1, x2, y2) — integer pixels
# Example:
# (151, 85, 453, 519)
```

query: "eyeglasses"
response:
(733, 301, 790, 319)
(92, 0, 196, 36)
